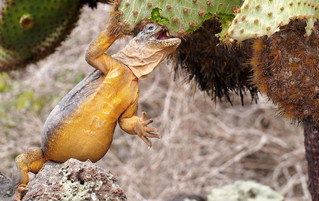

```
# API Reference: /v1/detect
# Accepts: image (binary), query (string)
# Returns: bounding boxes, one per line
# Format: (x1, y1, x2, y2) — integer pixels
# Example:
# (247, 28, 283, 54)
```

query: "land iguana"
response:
(12, 22, 181, 199)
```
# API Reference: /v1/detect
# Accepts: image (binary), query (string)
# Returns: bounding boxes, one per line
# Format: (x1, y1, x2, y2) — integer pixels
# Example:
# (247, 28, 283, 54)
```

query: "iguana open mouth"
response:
(151, 29, 171, 40)
(146, 25, 181, 48)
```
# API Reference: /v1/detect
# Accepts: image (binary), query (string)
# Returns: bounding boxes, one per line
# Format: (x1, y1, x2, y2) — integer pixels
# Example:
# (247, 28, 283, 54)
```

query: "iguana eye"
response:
(148, 25, 155, 31)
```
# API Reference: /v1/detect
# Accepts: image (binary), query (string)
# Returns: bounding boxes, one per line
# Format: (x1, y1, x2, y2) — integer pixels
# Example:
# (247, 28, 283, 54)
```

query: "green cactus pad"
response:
(227, 0, 319, 41)
(0, 0, 83, 71)
(117, 0, 243, 36)
(0, 0, 83, 51)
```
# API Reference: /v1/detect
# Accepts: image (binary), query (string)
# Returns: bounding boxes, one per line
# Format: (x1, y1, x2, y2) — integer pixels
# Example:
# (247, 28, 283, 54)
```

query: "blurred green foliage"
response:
(0, 98, 15, 129)
(0, 73, 51, 129)
(74, 73, 85, 84)
(0, 73, 14, 128)
(0, 73, 10, 92)
(14, 90, 52, 114)
(0, 73, 52, 115)
(57, 70, 85, 84)
(0, 71, 86, 129)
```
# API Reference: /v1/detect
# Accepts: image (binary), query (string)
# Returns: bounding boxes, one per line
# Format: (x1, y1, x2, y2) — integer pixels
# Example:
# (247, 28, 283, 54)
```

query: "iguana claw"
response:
(135, 112, 161, 147)
(14, 184, 27, 201)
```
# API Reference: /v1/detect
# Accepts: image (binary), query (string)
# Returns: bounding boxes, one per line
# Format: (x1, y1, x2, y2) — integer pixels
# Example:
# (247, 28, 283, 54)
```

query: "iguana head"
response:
(136, 23, 181, 49)
(112, 23, 181, 80)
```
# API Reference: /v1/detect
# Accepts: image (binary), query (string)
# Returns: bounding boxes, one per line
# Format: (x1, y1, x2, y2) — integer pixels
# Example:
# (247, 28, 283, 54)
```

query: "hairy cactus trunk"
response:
(304, 120, 319, 201)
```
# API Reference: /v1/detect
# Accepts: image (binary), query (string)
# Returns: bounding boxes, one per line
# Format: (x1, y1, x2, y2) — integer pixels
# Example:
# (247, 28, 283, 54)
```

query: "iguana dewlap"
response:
(13, 23, 181, 200)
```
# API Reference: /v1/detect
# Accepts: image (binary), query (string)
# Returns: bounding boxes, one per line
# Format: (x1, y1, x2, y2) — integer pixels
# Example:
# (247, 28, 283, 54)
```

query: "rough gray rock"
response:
(22, 158, 127, 201)
(207, 181, 283, 201)
(0, 172, 14, 201)
(167, 181, 284, 201)
(167, 194, 207, 201)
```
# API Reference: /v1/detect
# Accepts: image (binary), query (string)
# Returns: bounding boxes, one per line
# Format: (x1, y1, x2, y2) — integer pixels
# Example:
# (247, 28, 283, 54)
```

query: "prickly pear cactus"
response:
(227, 0, 319, 41)
(0, 0, 83, 71)
(116, 0, 243, 36)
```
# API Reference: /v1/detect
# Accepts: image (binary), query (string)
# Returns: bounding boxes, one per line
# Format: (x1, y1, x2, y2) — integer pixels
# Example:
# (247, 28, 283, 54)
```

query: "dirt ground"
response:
(0, 5, 310, 201)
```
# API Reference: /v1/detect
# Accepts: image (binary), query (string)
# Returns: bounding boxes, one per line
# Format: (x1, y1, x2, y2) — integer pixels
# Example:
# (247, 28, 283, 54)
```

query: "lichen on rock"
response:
(22, 159, 127, 201)
(207, 181, 283, 201)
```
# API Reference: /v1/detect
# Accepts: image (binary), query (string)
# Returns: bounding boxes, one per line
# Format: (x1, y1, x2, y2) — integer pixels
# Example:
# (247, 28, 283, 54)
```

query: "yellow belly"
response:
(43, 120, 116, 163)
(42, 65, 138, 163)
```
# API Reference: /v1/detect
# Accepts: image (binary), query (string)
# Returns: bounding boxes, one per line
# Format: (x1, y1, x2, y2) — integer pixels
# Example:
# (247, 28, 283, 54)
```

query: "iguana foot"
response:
(14, 184, 27, 201)
(134, 112, 161, 148)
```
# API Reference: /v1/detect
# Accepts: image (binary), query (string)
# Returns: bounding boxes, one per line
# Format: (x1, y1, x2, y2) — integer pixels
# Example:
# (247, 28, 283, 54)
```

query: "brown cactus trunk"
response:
(304, 120, 319, 201)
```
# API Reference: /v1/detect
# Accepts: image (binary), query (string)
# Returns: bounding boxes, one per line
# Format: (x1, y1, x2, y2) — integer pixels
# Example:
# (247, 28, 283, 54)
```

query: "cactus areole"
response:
(116, 0, 243, 37)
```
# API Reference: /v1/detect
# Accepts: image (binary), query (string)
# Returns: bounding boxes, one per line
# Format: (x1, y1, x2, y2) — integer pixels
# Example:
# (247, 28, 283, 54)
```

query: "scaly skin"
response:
(13, 23, 181, 200)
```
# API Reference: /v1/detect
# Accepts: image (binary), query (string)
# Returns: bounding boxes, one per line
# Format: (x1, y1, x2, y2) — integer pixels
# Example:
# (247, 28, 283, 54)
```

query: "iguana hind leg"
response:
(13, 147, 46, 200)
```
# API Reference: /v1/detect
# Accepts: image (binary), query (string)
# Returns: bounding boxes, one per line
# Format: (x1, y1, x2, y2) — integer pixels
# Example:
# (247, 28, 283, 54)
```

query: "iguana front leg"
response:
(119, 99, 161, 147)
(85, 23, 122, 75)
